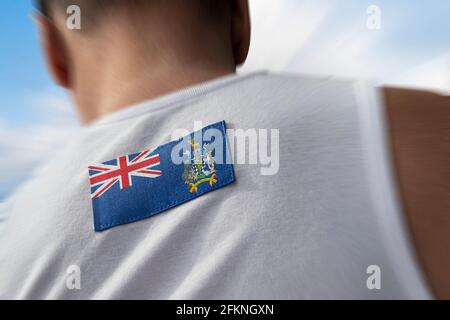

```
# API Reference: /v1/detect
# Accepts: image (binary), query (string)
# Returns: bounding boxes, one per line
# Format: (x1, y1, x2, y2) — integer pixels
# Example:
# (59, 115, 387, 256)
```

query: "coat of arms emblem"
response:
(182, 140, 218, 193)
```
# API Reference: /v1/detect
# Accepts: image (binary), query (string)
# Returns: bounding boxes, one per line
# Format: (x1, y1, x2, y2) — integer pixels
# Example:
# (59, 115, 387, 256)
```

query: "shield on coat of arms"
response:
(182, 140, 218, 193)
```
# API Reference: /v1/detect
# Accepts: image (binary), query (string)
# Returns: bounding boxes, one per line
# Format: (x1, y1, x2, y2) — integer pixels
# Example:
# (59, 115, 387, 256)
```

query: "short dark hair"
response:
(36, 0, 114, 18)
(35, 0, 230, 22)
(35, 0, 47, 15)
(36, 0, 109, 32)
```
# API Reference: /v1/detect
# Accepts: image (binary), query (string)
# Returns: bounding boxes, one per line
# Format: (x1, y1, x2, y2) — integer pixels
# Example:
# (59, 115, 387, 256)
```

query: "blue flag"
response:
(88, 121, 235, 231)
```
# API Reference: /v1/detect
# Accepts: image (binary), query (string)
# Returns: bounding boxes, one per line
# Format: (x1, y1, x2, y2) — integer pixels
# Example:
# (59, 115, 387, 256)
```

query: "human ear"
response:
(34, 14, 71, 88)
(230, 0, 251, 66)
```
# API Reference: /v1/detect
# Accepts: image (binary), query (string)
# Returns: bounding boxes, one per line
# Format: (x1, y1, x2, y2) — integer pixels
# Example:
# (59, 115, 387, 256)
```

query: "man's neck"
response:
(89, 68, 234, 123)
(65, 11, 236, 124)
(73, 62, 235, 124)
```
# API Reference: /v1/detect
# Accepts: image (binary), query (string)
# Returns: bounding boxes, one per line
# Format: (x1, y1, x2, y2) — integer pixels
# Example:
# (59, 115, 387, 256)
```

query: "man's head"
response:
(35, 0, 251, 122)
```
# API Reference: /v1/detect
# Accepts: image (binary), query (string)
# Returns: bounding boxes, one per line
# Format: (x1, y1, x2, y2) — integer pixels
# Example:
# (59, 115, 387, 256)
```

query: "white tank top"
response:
(0, 72, 431, 299)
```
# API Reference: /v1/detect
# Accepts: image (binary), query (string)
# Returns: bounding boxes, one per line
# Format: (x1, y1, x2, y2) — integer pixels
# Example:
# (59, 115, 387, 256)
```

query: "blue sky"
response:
(0, 1, 77, 201)
(0, 1, 63, 124)
(0, 0, 449, 200)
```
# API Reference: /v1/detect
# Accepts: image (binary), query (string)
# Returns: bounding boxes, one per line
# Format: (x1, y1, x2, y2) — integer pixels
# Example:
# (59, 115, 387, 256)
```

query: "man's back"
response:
(0, 72, 431, 299)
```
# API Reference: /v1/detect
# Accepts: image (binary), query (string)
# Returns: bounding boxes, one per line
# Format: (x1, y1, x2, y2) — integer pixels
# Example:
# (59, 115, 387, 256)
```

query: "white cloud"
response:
(0, 92, 79, 199)
(243, 0, 449, 93)
(384, 54, 450, 94)
(243, 0, 332, 72)
(24, 91, 79, 125)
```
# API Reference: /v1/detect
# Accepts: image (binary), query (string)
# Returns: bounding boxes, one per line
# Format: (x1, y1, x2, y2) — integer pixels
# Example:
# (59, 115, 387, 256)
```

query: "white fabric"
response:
(0, 72, 431, 299)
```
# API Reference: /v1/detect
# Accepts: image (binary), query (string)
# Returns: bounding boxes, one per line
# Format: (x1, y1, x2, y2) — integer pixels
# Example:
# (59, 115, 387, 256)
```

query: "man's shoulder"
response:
(382, 86, 450, 298)
(383, 86, 449, 112)
(214, 72, 364, 120)
(236, 71, 360, 96)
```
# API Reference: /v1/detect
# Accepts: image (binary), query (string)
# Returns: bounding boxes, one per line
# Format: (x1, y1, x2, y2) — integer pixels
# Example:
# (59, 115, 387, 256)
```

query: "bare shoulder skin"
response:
(383, 87, 450, 299)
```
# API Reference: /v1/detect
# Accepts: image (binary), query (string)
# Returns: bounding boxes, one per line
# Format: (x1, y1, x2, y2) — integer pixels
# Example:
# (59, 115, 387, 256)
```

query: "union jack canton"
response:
(89, 150, 162, 200)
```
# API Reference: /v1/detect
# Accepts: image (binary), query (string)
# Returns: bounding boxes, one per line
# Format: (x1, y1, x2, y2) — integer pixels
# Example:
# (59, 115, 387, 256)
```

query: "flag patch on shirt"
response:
(88, 121, 235, 232)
